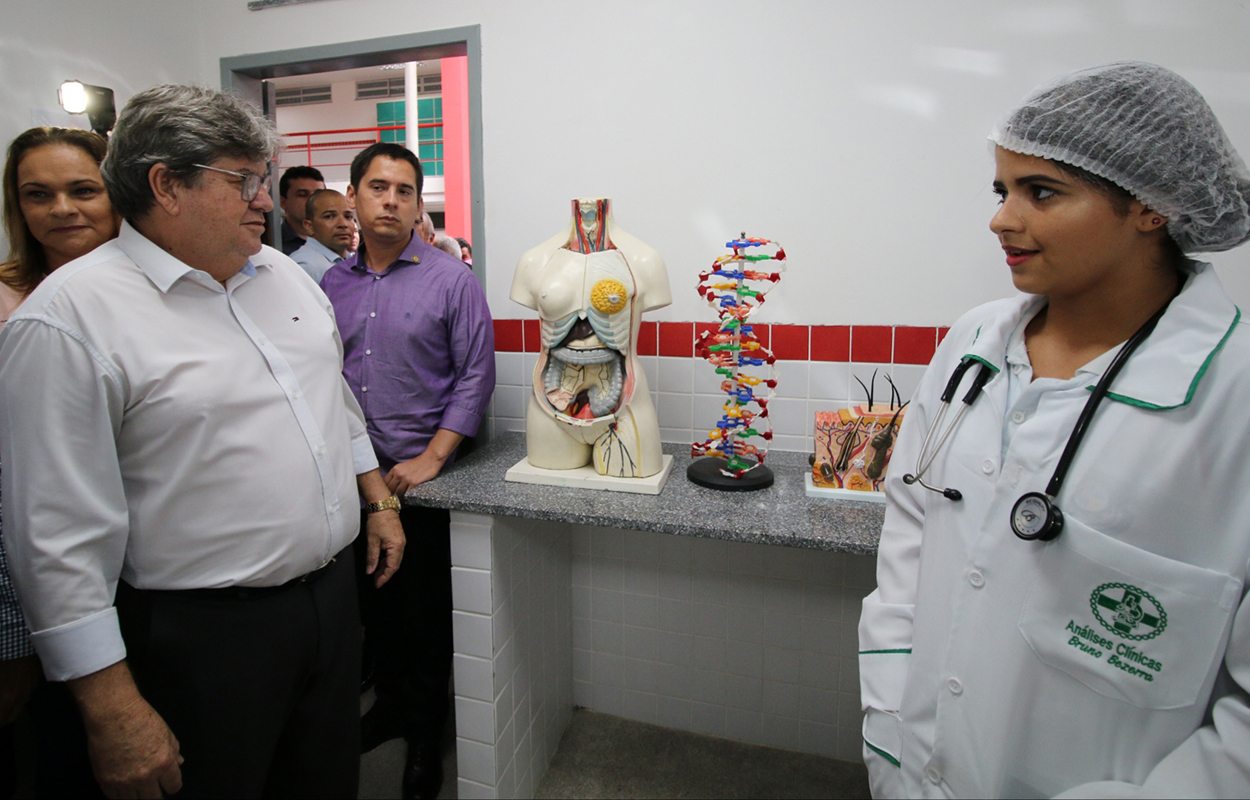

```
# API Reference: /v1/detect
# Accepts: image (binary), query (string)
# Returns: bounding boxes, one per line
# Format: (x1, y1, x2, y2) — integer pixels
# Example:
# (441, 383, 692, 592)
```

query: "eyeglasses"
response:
(193, 164, 272, 203)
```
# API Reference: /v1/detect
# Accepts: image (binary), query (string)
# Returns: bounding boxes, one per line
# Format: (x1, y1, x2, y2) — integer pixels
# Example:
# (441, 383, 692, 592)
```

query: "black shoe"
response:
(402, 742, 444, 800)
(359, 706, 405, 754)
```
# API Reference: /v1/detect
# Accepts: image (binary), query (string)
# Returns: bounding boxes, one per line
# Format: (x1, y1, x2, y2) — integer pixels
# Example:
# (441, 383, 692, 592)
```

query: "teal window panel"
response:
(381, 129, 395, 143)
(433, 161, 444, 176)
(435, 97, 442, 118)
(435, 143, 443, 159)
(418, 124, 439, 142)
(418, 143, 437, 161)
(418, 98, 434, 119)
(395, 100, 405, 117)
(376, 101, 394, 123)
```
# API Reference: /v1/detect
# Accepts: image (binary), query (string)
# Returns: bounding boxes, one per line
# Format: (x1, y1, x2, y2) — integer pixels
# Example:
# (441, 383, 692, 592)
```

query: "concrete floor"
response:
(357, 690, 458, 800)
(535, 710, 869, 800)
(357, 704, 869, 799)
(10, 695, 864, 799)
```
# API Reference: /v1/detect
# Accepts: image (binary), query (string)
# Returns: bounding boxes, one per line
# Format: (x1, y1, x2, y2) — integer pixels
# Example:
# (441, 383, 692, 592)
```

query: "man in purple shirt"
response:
(320, 142, 494, 800)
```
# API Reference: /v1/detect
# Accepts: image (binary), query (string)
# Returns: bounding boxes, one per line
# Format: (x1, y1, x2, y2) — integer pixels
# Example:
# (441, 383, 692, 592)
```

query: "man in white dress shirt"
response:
(0, 85, 405, 799)
(291, 188, 355, 283)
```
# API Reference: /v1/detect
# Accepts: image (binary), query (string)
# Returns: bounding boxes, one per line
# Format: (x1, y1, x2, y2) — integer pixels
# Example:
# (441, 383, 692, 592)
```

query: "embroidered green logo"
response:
(1090, 583, 1167, 641)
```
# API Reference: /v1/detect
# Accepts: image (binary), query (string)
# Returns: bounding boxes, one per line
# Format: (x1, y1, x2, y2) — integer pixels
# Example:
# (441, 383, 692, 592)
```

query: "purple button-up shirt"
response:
(320, 234, 495, 472)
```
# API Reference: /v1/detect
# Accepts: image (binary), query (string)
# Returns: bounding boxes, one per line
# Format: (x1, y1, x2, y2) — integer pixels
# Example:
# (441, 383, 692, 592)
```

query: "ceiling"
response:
(266, 59, 441, 90)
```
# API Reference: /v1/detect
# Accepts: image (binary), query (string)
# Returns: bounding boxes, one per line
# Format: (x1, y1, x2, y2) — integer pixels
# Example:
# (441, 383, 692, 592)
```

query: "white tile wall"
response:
(571, 526, 876, 762)
(486, 355, 925, 455)
(450, 513, 574, 800)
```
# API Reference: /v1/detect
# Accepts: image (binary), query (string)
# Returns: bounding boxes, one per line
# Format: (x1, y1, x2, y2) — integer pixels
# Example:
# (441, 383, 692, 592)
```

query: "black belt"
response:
(147, 556, 340, 602)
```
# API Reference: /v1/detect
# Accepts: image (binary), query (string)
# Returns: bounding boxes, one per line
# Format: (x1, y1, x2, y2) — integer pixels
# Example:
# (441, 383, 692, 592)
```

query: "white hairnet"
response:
(990, 62, 1250, 253)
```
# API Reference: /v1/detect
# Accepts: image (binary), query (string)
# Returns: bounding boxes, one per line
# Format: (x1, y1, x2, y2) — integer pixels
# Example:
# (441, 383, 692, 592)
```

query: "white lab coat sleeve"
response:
(0, 317, 130, 681)
(858, 342, 947, 775)
(1054, 585, 1250, 799)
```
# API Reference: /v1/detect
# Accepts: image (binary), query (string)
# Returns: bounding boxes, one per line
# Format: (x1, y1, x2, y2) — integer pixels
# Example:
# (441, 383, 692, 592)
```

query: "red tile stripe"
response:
(497, 321, 949, 364)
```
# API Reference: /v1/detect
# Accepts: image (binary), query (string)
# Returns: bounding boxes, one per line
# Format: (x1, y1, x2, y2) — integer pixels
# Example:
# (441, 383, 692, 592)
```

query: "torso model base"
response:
(505, 454, 674, 496)
(687, 456, 774, 492)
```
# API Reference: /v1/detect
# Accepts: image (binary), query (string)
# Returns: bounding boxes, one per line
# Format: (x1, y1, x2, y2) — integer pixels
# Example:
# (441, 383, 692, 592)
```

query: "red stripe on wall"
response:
(851, 326, 892, 363)
(893, 327, 937, 365)
(771, 324, 809, 360)
(498, 321, 952, 365)
(494, 319, 523, 352)
(522, 319, 541, 353)
(659, 322, 693, 357)
(636, 321, 658, 356)
(811, 326, 850, 362)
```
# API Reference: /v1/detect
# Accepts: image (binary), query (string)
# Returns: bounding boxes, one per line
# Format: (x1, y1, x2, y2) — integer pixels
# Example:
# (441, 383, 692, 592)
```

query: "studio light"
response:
(58, 80, 89, 114)
(58, 80, 116, 136)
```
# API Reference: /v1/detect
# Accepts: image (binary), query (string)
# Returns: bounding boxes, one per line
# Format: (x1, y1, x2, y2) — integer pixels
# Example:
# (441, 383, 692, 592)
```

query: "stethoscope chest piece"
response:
(1011, 492, 1064, 541)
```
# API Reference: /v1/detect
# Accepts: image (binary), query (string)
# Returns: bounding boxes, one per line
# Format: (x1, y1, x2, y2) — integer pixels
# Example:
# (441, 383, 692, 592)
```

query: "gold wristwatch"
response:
(365, 494, 402, 514)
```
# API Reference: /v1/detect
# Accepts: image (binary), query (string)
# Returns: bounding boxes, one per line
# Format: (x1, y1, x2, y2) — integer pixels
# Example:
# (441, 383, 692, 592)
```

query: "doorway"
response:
(220, 26, 485, 285)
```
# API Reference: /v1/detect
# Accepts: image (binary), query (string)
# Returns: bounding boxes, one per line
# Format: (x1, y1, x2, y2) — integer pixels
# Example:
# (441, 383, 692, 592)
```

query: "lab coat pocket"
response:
(1018, 515, 1241, 710)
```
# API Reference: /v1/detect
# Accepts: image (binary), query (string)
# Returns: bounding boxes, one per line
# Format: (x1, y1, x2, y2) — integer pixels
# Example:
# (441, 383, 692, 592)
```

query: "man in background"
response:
(432, 234, 463, 261)
(455, 237, 472, 265)
(321, 142, 494, 800)
(292, 188, 355, 283)
(279, 165, 325, 255)
(415, 210, 436, 245)
(0, 85, 404, 798)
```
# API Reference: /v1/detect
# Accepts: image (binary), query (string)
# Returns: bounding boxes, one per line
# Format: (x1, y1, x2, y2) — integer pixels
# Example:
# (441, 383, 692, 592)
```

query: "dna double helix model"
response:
(691, 235, 786, 480)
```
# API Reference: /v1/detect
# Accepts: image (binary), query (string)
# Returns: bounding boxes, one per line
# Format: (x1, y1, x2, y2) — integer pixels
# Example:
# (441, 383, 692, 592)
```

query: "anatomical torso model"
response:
(511, 198, 671, 477)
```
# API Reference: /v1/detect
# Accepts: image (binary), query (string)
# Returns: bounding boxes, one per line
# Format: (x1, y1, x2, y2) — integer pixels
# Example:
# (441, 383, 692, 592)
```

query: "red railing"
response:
(281, 124, 442, 170)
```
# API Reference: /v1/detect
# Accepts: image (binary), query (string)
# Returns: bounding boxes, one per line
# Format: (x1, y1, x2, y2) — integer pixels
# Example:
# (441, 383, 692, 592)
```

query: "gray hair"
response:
(101, 84, 281, 221)
(417, 212, 435, 242)
(433, 234, 462, 259)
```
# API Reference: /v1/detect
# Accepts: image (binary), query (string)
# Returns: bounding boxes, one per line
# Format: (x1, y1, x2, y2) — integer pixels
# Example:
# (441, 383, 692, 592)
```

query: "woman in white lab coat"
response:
(859, 62, 1250, 798)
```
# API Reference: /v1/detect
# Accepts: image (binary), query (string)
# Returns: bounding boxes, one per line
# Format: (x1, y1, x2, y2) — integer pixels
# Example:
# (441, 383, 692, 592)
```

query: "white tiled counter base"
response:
(450, 512, 574, 800)
(449, 511, 878, 799)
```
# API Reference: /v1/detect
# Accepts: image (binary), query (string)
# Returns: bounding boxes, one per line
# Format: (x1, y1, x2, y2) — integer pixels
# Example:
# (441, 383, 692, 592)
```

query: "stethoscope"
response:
(903, 298, 1173, 542)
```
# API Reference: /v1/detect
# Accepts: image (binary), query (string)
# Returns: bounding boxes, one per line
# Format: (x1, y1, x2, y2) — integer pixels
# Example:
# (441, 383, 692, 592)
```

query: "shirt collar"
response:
(349, 233, 422, 275)
(966, 262, 1239, 410)
(1003, 303, 1122, 380)
(298, 236, 344, 264)
(1101, 263, 1240, 409)
(115, 221, 260, 293)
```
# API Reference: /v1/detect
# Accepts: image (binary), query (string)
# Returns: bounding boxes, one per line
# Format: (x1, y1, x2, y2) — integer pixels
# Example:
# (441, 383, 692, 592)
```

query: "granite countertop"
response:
(404, 432, 885, 554)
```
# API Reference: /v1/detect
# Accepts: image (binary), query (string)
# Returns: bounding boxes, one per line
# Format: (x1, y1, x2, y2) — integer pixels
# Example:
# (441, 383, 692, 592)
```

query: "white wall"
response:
(275, 80, 378, 136)
(275, 80, 379, 183)
(0, 1, 201, 163)
(10, 0, 1250, 326)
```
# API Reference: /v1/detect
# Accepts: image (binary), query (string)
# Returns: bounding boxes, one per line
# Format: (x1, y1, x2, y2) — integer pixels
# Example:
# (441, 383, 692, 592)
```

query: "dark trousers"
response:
(30, 679, 103, 799)
(355, 506, 452, 746)
(115, 548, 361, 799)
